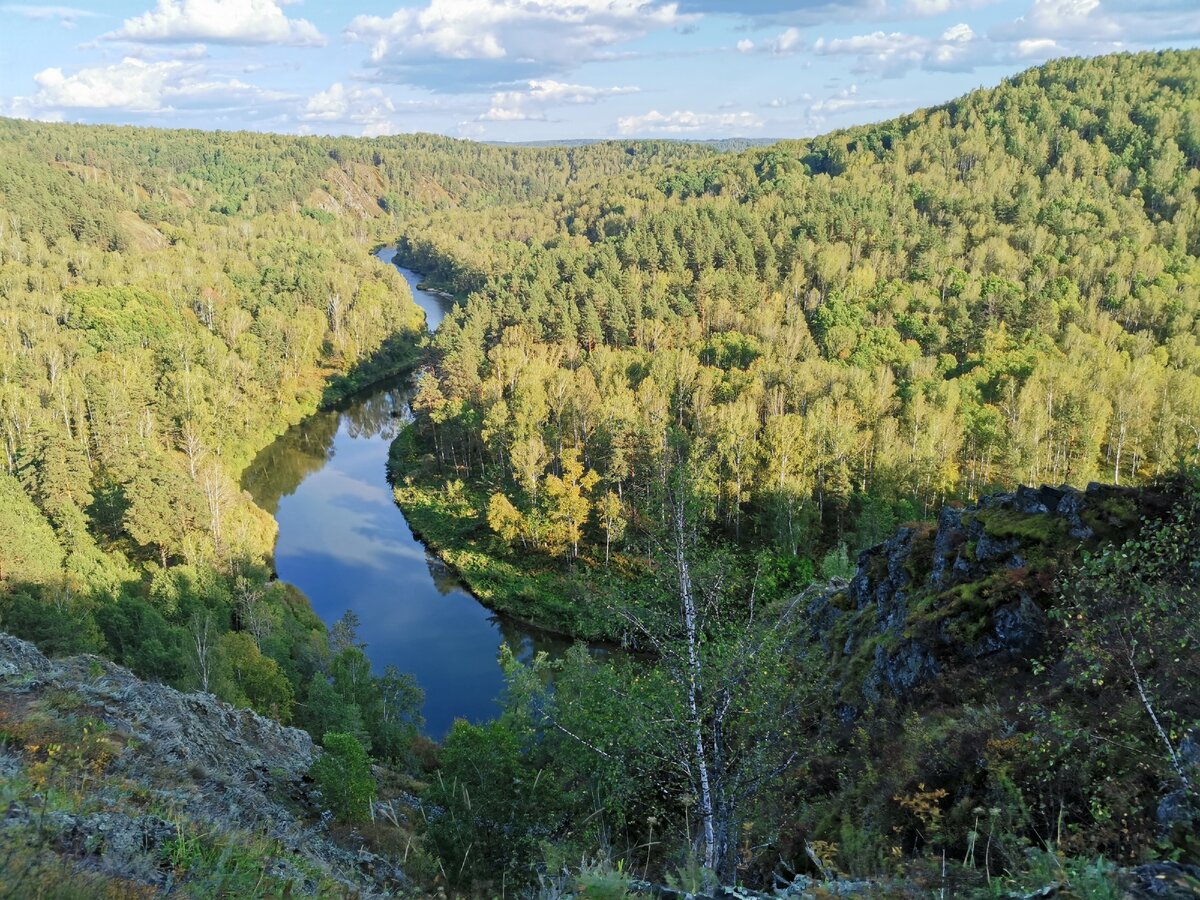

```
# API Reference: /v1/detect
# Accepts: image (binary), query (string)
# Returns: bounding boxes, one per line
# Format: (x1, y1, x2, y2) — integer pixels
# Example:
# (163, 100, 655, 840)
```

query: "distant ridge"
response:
(485, 137, 782, 151)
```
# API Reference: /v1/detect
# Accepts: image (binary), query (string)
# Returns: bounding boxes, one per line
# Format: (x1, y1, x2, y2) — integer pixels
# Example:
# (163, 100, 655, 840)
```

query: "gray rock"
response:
(53, 811, 180, 886)
(1156, 789, 1196, 839)
(929, 506, 964, 589)
(1123, 861, 1200, 898)
(0, 633, 407, 897)
(803, 483, 1123, 705)
(0, 632, 56, 680)
(974, 531, 1021, 563)
(1055, 489, 1094, 540)
(977, 596, 1047, 658)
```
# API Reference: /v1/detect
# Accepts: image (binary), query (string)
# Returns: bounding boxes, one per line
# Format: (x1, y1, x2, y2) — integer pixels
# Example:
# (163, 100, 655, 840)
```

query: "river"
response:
(241, 249, 576, 738)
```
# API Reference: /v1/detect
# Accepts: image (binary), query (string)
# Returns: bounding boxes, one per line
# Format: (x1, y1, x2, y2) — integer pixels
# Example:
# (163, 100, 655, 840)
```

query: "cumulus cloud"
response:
(11, 56, 288, 117)
(481, 78, 638, 121)
(991, 0, 1200, 47)
(346, 0, 693, 89)
(1, 4, 101, 28)
(105, 0, 324, 46)
(737, 26, 804, 55)
(301, 83, 400, 136)
(616, 108, 764, 136)
(814, 22, 986, 75)
(902, 0, 995, 15)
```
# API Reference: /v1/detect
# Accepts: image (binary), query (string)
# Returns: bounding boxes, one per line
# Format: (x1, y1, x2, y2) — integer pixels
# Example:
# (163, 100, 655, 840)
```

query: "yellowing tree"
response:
(487, 492, 526, 546)
(544, 448, 599, 558)
(598, 490, 627, 565)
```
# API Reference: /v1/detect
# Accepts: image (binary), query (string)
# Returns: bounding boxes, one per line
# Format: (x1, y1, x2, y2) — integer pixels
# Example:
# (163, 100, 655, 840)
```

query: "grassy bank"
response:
(386, 428, 653, 642)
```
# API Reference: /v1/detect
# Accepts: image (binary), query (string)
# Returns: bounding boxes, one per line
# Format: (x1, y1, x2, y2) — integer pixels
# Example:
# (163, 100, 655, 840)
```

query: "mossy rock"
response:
(973, 508, 1069, 543)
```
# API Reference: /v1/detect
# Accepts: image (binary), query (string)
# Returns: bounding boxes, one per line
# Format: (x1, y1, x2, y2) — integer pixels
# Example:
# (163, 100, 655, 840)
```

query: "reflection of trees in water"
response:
(343, 385, 413, 441)
(494, 616, 610, 666)
(424, 553, 466, 597)
(241, 409, 340, 514)
(243, 382, 416, 513)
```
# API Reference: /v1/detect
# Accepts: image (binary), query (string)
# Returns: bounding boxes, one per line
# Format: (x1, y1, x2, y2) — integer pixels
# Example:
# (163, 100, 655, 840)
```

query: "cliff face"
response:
(806, 482, 1173, 715)
(0, 634, 408, 897)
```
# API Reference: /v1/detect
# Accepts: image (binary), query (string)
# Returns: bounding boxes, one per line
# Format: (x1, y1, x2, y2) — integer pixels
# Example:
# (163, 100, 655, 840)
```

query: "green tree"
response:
(544, 447, 599, 558)
(213, 631, 295, 722)
(311, 732, 376, 824)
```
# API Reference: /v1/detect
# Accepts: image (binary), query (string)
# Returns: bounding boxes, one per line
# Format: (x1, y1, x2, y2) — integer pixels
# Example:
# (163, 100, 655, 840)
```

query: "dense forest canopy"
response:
(0, 115, 715, 738)
(392, 50, 1200, 616)
(1, 49, 1199, 898)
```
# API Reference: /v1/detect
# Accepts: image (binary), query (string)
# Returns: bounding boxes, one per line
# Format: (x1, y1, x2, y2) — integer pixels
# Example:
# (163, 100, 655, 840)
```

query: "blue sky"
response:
(0, 1, 1197, 141)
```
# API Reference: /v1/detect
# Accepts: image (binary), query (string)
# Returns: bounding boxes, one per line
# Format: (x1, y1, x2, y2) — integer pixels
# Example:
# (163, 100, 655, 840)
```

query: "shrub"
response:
(311, 732, 375, 824)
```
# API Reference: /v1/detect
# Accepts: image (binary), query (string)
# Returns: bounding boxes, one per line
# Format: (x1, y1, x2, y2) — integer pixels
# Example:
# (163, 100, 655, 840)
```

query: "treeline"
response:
(0, 116, 717, 745)
(394, 50, 1200, 595)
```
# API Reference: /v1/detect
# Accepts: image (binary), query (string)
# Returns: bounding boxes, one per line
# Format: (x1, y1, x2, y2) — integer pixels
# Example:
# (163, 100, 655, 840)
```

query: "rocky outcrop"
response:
(0, 634, 408, 896)
(806, 482, 1159, 711)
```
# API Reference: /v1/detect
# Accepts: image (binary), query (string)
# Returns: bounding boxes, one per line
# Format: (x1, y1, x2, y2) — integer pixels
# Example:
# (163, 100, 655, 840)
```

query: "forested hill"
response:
(0, 117, 715, 736)
(0, 48, 1198, 896)
(387, 50, 1200, 639)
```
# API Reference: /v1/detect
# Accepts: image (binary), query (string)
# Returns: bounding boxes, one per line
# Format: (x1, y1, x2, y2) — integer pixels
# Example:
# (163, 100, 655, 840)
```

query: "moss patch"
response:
(972, 509, 1069, 543)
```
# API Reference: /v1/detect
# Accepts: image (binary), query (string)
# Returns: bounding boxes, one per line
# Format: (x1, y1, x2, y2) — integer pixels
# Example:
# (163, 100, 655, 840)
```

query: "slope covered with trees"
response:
(1, 49, 1198, 898)
(390, 49, 1200, 639)
(0, 117, 715, 749)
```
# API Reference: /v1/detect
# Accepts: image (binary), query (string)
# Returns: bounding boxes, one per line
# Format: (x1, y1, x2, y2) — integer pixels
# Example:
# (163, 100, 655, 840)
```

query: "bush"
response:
(820, 542, 856, 580)
(311, 732, 375, 823)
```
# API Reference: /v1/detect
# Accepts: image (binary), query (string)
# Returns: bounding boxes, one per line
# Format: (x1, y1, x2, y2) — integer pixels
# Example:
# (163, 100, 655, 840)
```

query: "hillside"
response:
(386, 48, 1200, 639)
(0, 118, 716, 772)
(0, 632, 416, 897)
(1, 476, 1196, 897)
(0, 48, 1197, 897)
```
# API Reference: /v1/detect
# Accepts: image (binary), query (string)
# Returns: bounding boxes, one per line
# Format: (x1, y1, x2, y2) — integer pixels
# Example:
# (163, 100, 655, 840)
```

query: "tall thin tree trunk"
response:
(674, 491, 716, 874)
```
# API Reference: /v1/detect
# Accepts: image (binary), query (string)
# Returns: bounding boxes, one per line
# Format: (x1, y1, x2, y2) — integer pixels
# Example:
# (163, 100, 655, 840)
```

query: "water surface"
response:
(243, 251, 575, 737)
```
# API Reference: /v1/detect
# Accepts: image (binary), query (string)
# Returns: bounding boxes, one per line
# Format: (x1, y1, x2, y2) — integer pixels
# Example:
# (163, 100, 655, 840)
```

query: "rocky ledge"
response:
(804, 482, 1173, 714)
(0, 633, 408, 896)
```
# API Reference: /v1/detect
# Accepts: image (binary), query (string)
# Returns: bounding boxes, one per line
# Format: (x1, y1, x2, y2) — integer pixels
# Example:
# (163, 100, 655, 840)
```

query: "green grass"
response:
(971, 509, 1069, 543)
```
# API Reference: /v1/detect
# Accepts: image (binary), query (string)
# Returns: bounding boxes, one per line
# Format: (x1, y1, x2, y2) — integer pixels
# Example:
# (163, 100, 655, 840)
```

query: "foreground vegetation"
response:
(1, 49, 1198, 897)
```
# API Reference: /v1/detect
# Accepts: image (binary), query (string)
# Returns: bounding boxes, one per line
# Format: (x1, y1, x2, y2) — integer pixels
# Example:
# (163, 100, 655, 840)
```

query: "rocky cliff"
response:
(0, 634, 409, 897)
(804, 482, 1174, 716)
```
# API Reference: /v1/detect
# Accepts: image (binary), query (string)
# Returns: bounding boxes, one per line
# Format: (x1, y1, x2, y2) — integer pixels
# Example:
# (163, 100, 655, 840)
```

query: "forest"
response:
(0, 117, 713, 759)
(0, 48, 1198, 898)
(392, 49, 1200, 640)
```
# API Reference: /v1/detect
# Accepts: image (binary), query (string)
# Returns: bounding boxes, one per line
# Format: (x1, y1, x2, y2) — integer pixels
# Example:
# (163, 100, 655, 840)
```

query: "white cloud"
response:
(301, 83, 398, 136)
(106, 0, 324, 46)
(902, 0, 995, 15)
(346, 0, 693, 87)
(33, 58, 186, 110)
(808, 83, 903, 113)
(814, 22, 986, 75)
(769, 26, 805, 53)
(1014, 36, 1062, 57)
(481, 78, 638, 121)
(1, 4, 101, 28)
(992, 0, 1200, 47)
(737, 26, 804, 55)
(13, 56, 288, 115)
(616, 108, 764, 135)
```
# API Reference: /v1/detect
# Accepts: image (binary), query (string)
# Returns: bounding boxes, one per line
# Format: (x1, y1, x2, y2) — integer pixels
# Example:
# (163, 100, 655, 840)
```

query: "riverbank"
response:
(243, 255, 614, 735)
(386, 426, 656, 643)
(229, 248, 427, 487)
